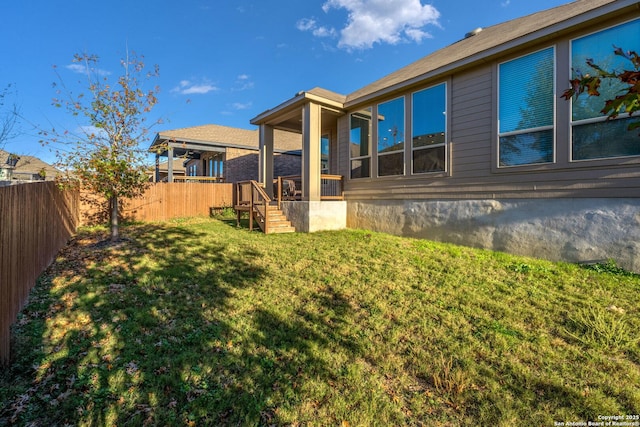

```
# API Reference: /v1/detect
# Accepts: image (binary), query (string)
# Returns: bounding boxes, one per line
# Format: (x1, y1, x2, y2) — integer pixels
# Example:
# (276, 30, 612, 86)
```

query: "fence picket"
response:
(0, 182, 79, 366)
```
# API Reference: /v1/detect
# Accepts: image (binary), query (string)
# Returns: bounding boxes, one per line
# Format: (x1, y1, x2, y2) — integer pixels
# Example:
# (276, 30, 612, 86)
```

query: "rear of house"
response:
(252, 0, 640, 271)
(336, 0, 640, 270)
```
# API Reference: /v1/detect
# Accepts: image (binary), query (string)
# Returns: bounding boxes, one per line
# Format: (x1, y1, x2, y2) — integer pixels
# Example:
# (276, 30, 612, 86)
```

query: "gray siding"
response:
(340, 18, 640, 201)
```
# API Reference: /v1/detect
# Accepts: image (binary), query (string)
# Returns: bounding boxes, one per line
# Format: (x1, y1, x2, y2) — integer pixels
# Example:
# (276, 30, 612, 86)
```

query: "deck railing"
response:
(274, 175, 344, 208)
(235, 180, 272, 232)
(173, 176, 225, 183)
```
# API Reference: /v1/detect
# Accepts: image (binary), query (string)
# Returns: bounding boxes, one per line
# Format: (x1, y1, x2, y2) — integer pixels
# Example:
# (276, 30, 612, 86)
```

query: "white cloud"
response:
(171, 79, 217, 95)
(296, 18, 317, 32)
(297, 17, 337, 39)
(308, 0, 441, 50)
(501, 0, 511, 6)
(313, 26, 337, 38)
(232, 101, 252, 110)
(66, 63, 111, 76)
(234, 74, 254, 91)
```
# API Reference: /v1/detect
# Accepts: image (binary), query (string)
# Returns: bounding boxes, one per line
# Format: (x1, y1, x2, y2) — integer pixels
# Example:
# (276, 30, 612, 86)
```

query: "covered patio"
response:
(149, 136, 224, 183)
(249, 87, 348, 232)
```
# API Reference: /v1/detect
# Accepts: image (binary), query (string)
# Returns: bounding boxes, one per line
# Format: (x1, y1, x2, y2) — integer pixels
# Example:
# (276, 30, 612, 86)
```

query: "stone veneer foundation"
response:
(347, 198, 640, 272)
(281, 201, 347, 233)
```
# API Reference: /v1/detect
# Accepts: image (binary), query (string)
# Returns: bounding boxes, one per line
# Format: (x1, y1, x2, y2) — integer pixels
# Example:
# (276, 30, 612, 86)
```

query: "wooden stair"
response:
(235, 202, 295, 234)
(259, 205, 295, 234)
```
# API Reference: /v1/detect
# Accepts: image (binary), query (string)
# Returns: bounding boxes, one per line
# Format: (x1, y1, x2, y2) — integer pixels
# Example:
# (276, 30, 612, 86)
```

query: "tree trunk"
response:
(110, 195, 119, 241)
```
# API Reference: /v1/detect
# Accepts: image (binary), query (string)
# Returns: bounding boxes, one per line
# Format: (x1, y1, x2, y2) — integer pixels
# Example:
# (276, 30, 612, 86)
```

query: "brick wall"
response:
(225, 148, 259, 183)
(224, 148, 302, 183)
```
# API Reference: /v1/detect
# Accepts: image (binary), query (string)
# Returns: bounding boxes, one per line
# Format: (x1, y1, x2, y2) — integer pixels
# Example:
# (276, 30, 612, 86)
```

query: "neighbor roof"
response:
(150, 124, 302, 153)
(0, 149, 60, 177)
(346, 0, 630, 106)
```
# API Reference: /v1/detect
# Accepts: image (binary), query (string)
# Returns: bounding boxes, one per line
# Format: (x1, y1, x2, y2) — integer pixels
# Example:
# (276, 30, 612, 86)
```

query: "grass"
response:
(1, 217, 639, 426)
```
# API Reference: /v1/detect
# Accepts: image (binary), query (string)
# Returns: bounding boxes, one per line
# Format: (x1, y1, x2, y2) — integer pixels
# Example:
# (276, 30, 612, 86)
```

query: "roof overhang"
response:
(250, 90, 346, 132)
(150, 134, 254, 157)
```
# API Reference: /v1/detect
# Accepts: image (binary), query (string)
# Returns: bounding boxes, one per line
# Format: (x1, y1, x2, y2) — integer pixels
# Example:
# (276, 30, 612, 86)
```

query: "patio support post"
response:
(167, 146, 174, 183)
(302, 102, 321, 202)
(155, 153, 160, 183)
(259, 124, 275, 198)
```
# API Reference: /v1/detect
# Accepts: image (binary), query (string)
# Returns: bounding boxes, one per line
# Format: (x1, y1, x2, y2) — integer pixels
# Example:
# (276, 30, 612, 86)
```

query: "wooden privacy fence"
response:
(1, 182, 230, 365)
(80, 182, 234, 225)
(0, 182, 79, 366)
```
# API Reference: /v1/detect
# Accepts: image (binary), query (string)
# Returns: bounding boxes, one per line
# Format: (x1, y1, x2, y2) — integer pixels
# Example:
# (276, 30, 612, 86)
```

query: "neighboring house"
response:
(149, 159, 186, 182)
(148, 124, 302, 183)
(250, 0, 640, 271)
(0, 149, 60, 184)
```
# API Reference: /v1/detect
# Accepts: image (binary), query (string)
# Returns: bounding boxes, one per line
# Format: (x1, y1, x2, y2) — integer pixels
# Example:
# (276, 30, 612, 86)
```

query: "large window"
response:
(412, 83, 446, 174)
(350, 107, 372, 179)
(571, 19, 640, 161)
(498, 47, 555, 167)
(377, 97, 405, 176)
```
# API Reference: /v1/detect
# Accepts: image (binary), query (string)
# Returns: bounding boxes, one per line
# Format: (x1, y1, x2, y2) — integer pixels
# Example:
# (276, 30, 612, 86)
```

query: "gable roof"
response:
(150, 124, 302, 153)
(0, 149, 60, 177)
(346, 0, 633, 106)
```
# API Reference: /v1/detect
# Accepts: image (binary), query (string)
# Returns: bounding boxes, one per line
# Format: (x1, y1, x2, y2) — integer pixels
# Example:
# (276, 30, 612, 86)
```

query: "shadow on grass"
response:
(0, 221, 353, 425)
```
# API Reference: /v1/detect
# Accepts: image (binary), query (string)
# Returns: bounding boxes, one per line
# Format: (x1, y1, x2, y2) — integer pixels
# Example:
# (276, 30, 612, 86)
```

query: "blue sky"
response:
(1, 0, 568, 164)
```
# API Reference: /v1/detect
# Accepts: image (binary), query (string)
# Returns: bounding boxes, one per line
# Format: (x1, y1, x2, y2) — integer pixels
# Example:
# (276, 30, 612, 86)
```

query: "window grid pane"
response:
(498, 47, 554, 166)
(378, 152, 404, 176)
(570, 19, 640, 161)
(499, 129, 554, 166)
(377, 97, 405, 155)
(413, 146, 445, 174)
(572, 19, 640, 122)
(573, 117, 640, 161)
(350, 108, 372, 178)
(350, 158, 370, 179)
(412, 84, 446, 174)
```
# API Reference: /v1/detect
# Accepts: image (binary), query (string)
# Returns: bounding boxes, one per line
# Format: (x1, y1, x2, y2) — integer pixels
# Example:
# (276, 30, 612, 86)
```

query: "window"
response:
(208, 152, 225, 179)
(350, 108, 372, 179)
(377, 97, 405, 176)
(498, 47, 555, 167)
(321, 134, 330, 174)
(570, 19, 640, 161)
(412, 83, 446, 174)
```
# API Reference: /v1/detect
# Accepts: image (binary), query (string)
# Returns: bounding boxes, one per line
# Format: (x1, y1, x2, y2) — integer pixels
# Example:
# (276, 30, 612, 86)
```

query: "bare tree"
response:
(0, 84, 19, 149)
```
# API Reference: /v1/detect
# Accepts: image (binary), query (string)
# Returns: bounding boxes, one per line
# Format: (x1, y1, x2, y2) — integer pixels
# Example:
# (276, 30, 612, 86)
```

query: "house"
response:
(0, 149, 60, 184)
(149, 159, 186, 182)
(148, 124, 302, 183)
(250, 0, 640, 271)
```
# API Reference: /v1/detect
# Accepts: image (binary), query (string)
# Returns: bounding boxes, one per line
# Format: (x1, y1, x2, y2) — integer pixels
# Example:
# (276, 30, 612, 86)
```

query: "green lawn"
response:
(1, 217, 639, 426)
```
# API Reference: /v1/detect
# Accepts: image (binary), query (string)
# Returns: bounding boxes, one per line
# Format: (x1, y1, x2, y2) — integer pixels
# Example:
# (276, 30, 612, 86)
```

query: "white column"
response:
(302, 103, 321, 202)
(259, 124, 274, 198)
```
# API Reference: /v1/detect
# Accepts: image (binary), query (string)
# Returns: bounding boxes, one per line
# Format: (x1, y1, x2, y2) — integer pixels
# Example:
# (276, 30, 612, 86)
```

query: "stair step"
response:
(251, 205, 296, 234)
(267, 227, 296, 234)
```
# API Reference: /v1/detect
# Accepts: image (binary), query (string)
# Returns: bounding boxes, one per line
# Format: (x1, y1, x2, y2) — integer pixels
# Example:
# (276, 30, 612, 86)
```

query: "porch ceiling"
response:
(257, 104, 343, 134)
(250, 88, 346, 131)
(150, 138, 226, 158)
